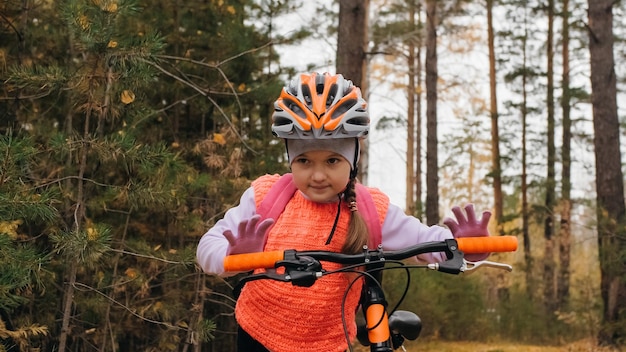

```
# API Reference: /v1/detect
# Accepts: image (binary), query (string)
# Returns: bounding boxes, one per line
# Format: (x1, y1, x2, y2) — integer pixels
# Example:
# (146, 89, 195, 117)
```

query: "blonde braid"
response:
(341, 178, 370, 254)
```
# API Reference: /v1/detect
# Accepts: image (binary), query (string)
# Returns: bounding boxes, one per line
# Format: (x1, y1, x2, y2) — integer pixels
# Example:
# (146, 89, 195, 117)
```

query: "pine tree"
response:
(2, 0, 293, 349)
(0, 133, 56, 350)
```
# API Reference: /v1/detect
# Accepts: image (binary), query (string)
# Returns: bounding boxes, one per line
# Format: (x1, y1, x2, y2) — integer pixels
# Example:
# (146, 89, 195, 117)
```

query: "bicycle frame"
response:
(224, 236, 518, 351)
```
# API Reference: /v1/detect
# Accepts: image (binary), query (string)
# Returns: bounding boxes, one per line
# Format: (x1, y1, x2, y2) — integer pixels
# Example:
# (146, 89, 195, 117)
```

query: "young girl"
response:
(196, 72, 491, 352)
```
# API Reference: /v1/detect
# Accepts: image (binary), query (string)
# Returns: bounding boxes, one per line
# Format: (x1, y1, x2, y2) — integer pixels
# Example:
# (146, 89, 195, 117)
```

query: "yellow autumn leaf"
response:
(0, 49, 6, 68)
(107, 40, 118, 48)
(237, 83, 246, 92)
(78, 15, 90, 30)
(226, 5, 236, 15)
(87, 227, 98, 241)
(125, 268, 138, 279)
(213, 133, 226, 145)
(0, 220, 23, 240)
(121, 90, 135, 104)
(104, 2, 118, 12)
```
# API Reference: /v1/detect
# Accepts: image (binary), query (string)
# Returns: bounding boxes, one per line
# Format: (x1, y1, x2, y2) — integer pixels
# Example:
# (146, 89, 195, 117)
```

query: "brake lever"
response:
(232, 270, 293, 298)
(233, 255, 324, 298)
(462, 259, 513, 273)
(426, 242, 513, 275)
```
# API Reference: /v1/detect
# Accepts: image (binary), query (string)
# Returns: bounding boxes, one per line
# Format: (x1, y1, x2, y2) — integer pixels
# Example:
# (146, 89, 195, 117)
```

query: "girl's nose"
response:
(311, 166, 326, 182)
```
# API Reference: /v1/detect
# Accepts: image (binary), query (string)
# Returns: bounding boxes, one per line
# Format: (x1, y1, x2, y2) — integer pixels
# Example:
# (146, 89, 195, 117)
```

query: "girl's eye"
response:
(294, 157, 309, 164)
(327, 158, 341, 164)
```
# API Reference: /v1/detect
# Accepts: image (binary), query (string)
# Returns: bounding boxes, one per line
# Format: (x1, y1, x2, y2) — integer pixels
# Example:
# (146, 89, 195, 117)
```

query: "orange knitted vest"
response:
(235, 174, 389, 352)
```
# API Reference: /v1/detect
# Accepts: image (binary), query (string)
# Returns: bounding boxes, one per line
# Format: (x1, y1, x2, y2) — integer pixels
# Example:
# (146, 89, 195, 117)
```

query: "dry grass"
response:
(351, 339, 625, 352)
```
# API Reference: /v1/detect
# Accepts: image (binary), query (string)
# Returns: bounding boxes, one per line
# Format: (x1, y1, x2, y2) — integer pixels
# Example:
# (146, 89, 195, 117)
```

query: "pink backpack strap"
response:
(257, 173, 381, 247)
(355, 183, 382, 248)
(257, 173, 298, 223)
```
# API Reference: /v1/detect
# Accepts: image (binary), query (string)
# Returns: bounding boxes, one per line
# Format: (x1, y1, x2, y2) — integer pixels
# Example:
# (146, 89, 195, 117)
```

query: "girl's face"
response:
(290, 150, 351, 203)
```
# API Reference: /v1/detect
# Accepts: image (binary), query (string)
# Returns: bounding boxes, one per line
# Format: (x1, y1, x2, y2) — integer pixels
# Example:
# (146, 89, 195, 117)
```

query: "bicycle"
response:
(223, 235, 518, 351)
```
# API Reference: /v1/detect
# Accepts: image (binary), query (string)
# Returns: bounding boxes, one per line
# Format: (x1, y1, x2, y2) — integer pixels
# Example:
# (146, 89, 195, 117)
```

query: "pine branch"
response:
(72, 282, 185, 331)
(139, 58, 259, 155)
(0, 317, 48, 349)
(109, 248, 193, 265)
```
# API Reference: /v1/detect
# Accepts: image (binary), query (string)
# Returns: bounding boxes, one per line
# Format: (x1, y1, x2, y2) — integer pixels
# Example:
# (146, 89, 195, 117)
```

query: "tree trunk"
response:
(336, 0, 370, 183)
(587, 0, 626, 346)
(424, 0, 439, 225)
(415, 1, 424, 221)
(519, 4, 533, 300)
(486, 0, 503, 235)
(59, 81, 93, 350)
(58, 262, 78, 351)
(58, 50, 103, 350)
(406, 3, 417, 214)
(557, 0, 572, 311)
(183, 272, 206, 352)
(543, 0, 557, 315)
(100, 211, 131, 352)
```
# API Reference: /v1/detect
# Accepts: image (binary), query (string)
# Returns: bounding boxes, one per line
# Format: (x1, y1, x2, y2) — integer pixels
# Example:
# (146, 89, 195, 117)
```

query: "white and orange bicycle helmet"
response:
(271, 72, 370, 139)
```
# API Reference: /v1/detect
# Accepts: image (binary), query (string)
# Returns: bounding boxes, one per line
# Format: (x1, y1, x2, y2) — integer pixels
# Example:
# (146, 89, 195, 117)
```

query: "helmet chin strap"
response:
(350, 167, 358, 180)
(350, 138, 360, 180)
(326, 139, 361, 246)
(325, 194, 342, 245)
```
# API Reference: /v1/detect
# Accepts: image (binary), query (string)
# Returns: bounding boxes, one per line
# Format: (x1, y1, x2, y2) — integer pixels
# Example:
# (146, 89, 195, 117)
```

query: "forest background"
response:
(0, 0, 625, 351)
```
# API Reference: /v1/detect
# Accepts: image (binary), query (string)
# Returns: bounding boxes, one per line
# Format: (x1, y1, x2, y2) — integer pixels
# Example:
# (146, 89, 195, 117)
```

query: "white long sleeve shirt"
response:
(197, 186, 454, 275)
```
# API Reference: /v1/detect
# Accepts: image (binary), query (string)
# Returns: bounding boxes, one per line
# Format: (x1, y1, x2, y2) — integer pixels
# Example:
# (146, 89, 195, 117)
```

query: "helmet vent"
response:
(284, 98, 306, 118)
(274, 117, 293, 126)
(326, 85, 338, 107)
(347, 116, 369, 126)
(301, 85, 313, 105)
(331, 99, 357, 119)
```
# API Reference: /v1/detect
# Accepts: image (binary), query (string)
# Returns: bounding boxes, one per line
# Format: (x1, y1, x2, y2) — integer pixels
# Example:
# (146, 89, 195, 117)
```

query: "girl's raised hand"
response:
(224, 215, 275, 255)
(443, 204, 492, 261)
(443, 204, 491, 239)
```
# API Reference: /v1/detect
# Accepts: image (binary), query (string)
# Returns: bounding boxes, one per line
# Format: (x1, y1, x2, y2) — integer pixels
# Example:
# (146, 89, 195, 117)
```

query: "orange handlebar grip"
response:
(223, 250, 285, 272)
(456, 236, 518, 254)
